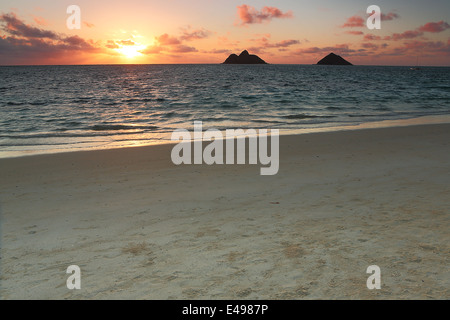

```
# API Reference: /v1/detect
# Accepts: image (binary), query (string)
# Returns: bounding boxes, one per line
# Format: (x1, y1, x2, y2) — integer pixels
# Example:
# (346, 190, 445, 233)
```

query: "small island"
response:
(223, 50, 267, 64)
(317, 53, 353, 65)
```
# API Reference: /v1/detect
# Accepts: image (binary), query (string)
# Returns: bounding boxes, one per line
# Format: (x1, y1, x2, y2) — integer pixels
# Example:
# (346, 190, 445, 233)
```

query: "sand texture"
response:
(0, 124, 449, 299)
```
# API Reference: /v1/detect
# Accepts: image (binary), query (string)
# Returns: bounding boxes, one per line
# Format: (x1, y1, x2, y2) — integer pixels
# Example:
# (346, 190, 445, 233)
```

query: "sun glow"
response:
(116, 44, 146, 59)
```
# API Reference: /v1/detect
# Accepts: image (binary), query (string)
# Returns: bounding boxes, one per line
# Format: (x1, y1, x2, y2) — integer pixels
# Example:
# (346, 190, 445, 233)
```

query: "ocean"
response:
(0, 64, 449, 157)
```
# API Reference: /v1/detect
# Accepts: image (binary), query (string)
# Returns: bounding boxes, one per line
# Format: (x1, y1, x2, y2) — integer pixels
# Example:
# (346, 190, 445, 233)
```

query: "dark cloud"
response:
(0, 13, 102, 64)
(1, 12, 59, 39)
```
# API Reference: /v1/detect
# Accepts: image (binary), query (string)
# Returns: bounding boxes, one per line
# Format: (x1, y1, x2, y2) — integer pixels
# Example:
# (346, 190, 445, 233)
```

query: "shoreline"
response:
(1, 122, 449, 299)
(2, 114, 450, 160)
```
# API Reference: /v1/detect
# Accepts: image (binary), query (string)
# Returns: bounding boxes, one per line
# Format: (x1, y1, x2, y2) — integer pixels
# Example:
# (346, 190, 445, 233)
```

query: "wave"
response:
(0, 129, 157, 139)
(219, 103, 239, 109)
(89, 124, 159, 131)
(251, 119, 284, 124)
(201, 117, 232, 122)
(1, 65, 449, 157)
(29, 101, 48, 106)
(283, 114, 335, 120)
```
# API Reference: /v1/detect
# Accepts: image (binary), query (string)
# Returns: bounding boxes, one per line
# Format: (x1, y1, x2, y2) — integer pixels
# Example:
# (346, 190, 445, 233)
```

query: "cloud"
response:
(251, 36, 301, 49)
(384, 40, 450, 57)
(140, 27, 209, 55)
(1, 12, 58, 39)
(202, 48, 231, 54)
(103, 39, 138, 50)
(341, 15, 365, 28)
(294, 44, 356, 55)
(246, 46, 265, 54)
(342, 11, 399, 28)
(180, 27, 211, 41)
(32, 16, 48, 26)
(418, 21, 450, 33)
(63, 35, 94, 49)
(402, 40, 449, 54)
(0, 35, 99, 64)
(106, 40, 119, 49)
(139, 45, 162, 54)
(384, 21, 450, 41)
(140, 43, 197, 55)
(83, 21, 95, 28)
(381, 12, 400, 21)
(363, 20, 450, 42)
(364, 34, 382, 41)
(361, 43, 379, 50)
(0, 12, 103, 64)
(245, 36, 301, 54)
(271, 39, 300, 48)
(155, 33, 181, 45)
(388, 30, 424, 41)
(118, 39, 135, 46)
(170, 44, 197, 53)
(292, 44, 380, 58)
(140, 32, 199, 55)
(346, 31, 364, 35)
(237, 5, 293, 26)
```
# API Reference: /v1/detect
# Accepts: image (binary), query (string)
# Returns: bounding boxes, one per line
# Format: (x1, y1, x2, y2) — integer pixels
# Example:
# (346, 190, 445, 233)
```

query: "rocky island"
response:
(223, 50, 267, 64)
(317, 53, 353, 65)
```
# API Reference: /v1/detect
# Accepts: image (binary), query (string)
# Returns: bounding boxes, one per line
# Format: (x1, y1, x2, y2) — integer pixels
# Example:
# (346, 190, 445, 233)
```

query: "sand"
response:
(0, 123, 449, 299)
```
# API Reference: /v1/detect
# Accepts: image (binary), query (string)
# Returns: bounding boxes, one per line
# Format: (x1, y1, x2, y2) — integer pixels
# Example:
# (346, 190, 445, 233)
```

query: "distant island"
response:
(223, 50, 267, 64)
(317, 53, 353, 65)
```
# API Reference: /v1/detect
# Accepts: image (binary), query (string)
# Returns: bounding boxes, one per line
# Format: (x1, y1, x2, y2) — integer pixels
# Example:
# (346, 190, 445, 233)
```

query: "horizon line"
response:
(1, 63, 449, 67)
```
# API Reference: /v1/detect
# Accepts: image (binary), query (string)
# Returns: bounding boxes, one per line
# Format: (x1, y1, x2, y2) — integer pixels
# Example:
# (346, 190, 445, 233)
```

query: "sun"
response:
(116, 44, 146, 59)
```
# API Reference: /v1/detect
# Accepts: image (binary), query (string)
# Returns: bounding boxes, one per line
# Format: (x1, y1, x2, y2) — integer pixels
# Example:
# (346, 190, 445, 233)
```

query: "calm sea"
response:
(0, 64, 449, 157)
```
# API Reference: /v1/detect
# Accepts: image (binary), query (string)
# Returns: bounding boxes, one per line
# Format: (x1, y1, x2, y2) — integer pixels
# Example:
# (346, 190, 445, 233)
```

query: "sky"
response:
(0, 0, 449, 65)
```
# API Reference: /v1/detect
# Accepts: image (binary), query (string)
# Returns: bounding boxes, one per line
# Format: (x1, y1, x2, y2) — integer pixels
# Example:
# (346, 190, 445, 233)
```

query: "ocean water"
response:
(0, 64, 449, 157)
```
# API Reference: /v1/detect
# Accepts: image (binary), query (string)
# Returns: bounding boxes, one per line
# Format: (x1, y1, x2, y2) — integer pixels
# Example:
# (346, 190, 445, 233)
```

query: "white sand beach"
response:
(0, 124, 449, 299)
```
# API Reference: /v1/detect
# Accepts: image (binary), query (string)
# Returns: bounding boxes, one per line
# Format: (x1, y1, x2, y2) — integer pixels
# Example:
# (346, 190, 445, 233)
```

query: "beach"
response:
(0, 123, 449, 299)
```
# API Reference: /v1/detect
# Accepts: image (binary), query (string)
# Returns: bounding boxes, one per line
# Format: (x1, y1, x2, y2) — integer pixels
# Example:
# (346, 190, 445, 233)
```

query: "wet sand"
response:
(0, 123, 449, 299)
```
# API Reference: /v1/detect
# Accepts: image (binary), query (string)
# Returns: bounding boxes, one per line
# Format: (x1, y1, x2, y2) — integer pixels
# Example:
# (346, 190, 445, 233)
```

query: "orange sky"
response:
(0, 0, 449, 65)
